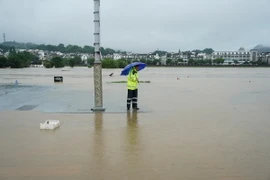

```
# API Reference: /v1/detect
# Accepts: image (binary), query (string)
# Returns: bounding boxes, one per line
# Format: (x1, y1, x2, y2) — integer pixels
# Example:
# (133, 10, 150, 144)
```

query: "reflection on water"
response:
(126, 111, 139, 147)
(126, 111, 140, 163)
(92, 112, 105, 175)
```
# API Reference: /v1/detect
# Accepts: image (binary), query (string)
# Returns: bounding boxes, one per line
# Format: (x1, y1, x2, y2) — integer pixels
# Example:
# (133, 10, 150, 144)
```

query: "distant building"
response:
(4, 52, 9, 58)
(223, 59, 235, 65)
(260, 52, 270, 65)
(160, 54, 167, 65)
(196, 53, 207, 60)
(113, 53, 123, 60)
(212, 47, 251, 64)
(38, 50, 45, 60)
(250, 49, 260, 62)
(18, 49, 26, 52)
(154, 53, 160, 60)
(81, 54, 88, 64)
(135, 54, 148, 59)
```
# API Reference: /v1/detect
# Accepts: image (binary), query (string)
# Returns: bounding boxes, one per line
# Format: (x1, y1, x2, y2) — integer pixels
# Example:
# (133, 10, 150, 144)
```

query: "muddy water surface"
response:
(0, 67, 270, 180)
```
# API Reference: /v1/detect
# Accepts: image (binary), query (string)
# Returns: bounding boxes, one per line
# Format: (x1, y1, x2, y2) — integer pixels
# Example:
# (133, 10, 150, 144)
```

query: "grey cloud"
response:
(0, 0, 269, 53)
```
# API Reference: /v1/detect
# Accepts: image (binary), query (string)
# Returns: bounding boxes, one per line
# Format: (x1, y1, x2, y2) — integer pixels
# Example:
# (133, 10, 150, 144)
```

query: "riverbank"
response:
(1, 65, 270, 69)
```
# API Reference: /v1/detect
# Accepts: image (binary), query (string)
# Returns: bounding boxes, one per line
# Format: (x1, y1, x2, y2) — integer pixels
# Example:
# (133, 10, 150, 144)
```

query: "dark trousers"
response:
(127, 89, 138, 109)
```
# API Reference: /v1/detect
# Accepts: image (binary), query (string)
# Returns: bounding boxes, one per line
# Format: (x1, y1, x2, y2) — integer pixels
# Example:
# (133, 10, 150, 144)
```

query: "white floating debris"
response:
(40, 120, 60, 130)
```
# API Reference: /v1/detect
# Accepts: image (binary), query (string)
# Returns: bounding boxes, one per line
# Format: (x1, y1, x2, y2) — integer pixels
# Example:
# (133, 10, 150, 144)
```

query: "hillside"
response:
(253, 44, 270, 53)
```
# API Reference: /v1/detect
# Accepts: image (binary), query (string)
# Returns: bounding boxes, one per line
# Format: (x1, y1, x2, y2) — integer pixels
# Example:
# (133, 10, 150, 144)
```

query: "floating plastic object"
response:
(40, 120, 60, 130)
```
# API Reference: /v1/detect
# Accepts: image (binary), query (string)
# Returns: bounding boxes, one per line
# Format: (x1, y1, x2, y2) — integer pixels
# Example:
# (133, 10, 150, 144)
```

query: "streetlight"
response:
(91, 0, 105, 111)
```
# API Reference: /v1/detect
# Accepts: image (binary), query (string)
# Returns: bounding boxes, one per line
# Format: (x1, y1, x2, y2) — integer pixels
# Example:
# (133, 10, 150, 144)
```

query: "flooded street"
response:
(1, 67, 270, 180)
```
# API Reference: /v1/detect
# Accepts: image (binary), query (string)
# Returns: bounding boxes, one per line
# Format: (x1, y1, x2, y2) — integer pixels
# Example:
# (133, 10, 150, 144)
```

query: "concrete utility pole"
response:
(91, 0, 105, 112)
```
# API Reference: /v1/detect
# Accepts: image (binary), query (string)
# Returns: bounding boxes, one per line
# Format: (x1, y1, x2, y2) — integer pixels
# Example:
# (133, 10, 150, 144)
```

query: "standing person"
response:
(127, 65, 140, 111)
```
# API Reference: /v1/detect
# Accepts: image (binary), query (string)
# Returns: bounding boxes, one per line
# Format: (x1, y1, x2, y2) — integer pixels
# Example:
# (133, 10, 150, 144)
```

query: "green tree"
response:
(46, 45, 57, 52)
(177, 59, 183, 62)
(65, 45, 73, 52)
(104, 48, 115, 55)
(233, 60, 239, 65)
(116, 59, 128, 68)
(8, 54, 22, 68)
(69, 59, 75, 68)
(203, 48, 214, 54)
(204, 59, 212, 65)
(242, 61, 250, 65)
(0, 45, 11, 53)
(102, 58, 118, 68)
(73, 56, 82, 65)
(31, 57, 42, 65)
(188, 59, 195, 65)
(2, 41, 38, 49)
(7, 50, 34, 68)
(36, 44, 47, 51)
(1, 41, 120, 54)
(65, 45, 83, 53)
(0, 56, 8, 68)
(192, 49, 202, 56)
(9, 46, 16, 55)
(152, 59, 160, 65)
(51, 57, 64, 68)
(62, 58, 70, 66)
(213, 58, 224, 65)
(197, 59, 205, 65)
(146, 59, 154, 65)
(83, 46, 94, 53)
(44, 61, 53, 68)
(254, 60, 267, 66)
(140, 58, 147, 63)
(19, 51, 35, 67)
(166, 59, 173, 65)
(57, 43, 65, 52)
(87, 58, 95, 66)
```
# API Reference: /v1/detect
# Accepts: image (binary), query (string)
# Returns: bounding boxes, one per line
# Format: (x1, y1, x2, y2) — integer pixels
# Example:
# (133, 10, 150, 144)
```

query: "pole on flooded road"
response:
(91, 0, 105, 112)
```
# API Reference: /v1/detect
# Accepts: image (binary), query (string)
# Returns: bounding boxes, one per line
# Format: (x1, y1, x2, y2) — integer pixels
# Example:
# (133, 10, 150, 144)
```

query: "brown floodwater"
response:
(1, 67, 270, 180)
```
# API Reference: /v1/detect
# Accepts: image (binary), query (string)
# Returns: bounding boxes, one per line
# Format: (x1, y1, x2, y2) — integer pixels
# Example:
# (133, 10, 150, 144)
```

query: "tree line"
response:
(1, 52, 267, 69)
(44, 56, 89, 68)
(0, 47, 39, 68)
(151, 48, 214, 57)
(0, 41, 120, 55)
(43, 57, 130, 69)
(1, 41, 214, 56)
(1, 43, 267, 68)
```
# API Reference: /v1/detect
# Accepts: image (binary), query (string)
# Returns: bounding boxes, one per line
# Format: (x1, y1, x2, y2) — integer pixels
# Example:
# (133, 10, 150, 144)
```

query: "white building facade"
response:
(212, 47, 257, 64)
(113, 53, 123, 60)
(250, 49, 260, 62)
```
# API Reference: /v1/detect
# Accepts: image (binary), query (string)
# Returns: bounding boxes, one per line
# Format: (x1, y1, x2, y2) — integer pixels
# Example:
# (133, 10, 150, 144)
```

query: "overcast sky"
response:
(0, 0, 269, 53)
